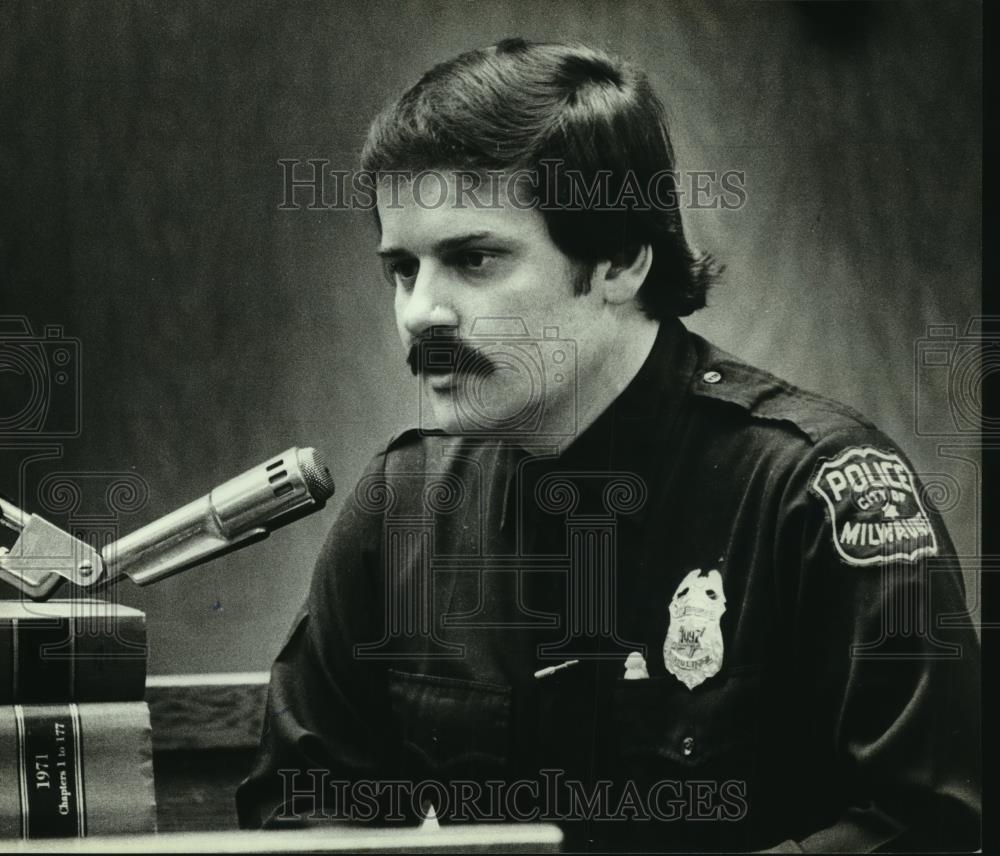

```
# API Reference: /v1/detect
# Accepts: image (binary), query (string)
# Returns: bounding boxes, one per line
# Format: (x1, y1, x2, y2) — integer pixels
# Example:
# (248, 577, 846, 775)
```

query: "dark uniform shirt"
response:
(236, 318, 981, 852)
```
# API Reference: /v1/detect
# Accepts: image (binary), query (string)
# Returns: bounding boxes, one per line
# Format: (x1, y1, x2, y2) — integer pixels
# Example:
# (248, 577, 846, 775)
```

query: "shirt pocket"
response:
(611, 667, 763, 774)
(387, 669, 512, 777)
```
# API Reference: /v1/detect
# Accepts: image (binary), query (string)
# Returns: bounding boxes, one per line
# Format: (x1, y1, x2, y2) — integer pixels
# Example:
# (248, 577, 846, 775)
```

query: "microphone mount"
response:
(0, 496, 105, 598)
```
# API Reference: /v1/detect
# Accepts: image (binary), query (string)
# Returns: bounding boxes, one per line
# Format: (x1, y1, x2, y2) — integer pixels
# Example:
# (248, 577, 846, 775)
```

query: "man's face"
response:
(377, 172, 611, 438)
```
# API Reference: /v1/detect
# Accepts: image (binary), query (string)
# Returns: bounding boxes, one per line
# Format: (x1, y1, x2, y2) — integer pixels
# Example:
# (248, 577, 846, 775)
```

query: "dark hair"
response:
(361, 38, 720, 319)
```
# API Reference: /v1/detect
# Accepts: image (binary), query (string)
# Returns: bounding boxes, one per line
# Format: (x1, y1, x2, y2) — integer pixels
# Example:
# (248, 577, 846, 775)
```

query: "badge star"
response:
(883, 503, 900, 520)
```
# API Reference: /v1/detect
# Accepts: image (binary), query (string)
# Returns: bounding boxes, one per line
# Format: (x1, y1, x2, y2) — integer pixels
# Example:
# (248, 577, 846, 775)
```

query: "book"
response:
(0, 701, 157, 838)
(0, 600, 146, 703)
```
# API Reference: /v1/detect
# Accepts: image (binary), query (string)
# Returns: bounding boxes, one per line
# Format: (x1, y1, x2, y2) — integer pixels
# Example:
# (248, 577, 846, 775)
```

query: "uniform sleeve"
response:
(235, 451, 399, 829)
(765, 425, 981, 853)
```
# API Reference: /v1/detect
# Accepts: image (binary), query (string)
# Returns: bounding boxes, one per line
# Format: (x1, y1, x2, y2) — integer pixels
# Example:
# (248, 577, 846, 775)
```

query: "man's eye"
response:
(384, 258, 418, 286)
(457, 251, 496, 271)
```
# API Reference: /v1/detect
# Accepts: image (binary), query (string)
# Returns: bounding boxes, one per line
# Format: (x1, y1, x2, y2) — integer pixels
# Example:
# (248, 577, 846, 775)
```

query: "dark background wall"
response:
(0, 1, 982, 674)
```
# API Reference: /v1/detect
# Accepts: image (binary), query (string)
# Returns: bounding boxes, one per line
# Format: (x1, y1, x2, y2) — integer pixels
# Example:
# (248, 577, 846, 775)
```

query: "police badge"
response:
(664, 569, 726, 689)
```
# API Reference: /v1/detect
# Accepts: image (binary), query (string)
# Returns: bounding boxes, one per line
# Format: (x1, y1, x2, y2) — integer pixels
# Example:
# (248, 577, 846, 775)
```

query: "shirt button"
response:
(682, 736, 695, 756)
(702, 370, 722, 384)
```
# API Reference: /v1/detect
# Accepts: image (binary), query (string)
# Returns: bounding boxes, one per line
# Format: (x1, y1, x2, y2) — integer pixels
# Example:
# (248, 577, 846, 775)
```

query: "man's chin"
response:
(422, 383, 462, 433)
(421, 374, 550, 437)
(423, 388, 505, 436)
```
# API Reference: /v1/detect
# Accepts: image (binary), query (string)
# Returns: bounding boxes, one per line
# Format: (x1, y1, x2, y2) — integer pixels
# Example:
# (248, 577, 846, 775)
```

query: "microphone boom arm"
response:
(0, 446, 333, 600)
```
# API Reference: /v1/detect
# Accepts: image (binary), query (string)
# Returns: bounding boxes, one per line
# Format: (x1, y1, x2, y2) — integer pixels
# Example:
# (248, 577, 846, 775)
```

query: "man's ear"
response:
(590, 244, 653, 306)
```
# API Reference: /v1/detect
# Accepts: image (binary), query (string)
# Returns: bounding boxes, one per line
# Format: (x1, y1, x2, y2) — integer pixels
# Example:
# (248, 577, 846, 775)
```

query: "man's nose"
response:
(398, 264, 459, 339)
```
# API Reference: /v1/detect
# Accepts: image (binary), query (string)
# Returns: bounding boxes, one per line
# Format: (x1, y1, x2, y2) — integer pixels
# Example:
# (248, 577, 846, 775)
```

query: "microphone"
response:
(0, 447, 334, 599)
(104, 447, 334, 586)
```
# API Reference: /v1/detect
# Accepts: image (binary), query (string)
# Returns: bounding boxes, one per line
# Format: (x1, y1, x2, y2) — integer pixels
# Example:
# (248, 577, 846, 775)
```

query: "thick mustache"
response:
(406, 332, 496, 378)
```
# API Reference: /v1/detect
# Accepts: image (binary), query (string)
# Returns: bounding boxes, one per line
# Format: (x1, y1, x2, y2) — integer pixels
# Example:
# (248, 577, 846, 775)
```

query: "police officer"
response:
(236, 40, 980, 852)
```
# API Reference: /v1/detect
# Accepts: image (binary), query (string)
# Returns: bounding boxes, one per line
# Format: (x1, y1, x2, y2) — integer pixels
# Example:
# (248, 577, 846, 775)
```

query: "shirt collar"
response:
(506, 317, 697, 527)
(556, 316, 696, 469)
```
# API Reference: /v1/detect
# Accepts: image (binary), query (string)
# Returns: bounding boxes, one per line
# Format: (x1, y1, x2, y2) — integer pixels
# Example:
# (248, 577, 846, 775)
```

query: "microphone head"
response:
(297, 447, 335, 501)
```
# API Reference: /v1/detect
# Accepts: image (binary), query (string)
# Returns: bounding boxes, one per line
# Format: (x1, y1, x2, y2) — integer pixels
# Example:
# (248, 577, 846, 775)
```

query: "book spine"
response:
(0, 615, 147, 703)
(0, 702, 157, 838)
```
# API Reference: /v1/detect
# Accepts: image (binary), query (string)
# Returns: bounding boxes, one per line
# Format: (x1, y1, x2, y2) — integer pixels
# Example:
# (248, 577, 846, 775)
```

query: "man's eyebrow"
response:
(377, 231, 504, 258)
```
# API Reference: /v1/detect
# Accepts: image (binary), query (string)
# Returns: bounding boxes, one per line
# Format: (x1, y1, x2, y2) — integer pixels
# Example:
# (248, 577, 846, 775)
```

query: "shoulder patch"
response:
(808, 445, 939, 567)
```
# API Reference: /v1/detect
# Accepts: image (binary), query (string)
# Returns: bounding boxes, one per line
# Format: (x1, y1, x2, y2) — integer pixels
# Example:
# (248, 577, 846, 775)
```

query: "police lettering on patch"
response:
(664, 569, 726, 690)
(809, 446, 938, 567)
